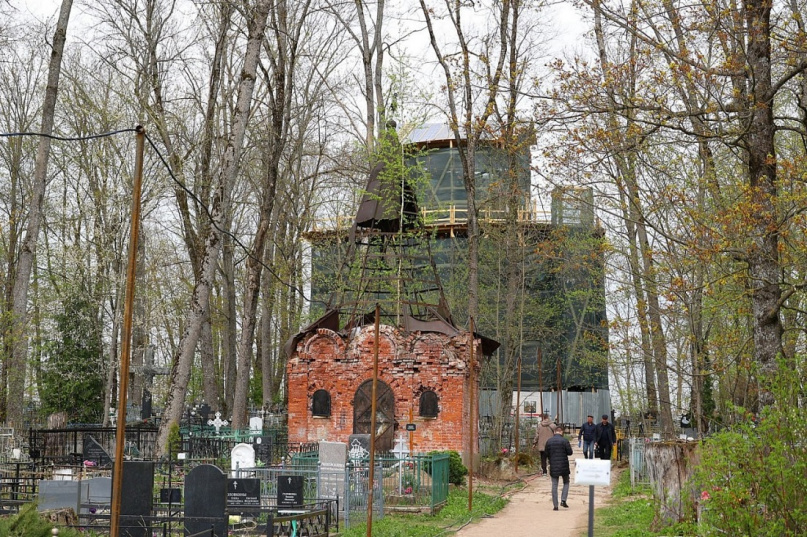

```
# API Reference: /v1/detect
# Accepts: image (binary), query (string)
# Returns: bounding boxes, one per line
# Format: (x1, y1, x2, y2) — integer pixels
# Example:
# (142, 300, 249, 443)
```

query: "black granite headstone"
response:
(185, 464, 227, 537)
(277, 475, 304, 509)
(227, 478, 261, 515)
(159, 488, 181, 503)
(83, 435, 113, 467)
(253, 435, 271, 465)
(117, 461, 154, 537)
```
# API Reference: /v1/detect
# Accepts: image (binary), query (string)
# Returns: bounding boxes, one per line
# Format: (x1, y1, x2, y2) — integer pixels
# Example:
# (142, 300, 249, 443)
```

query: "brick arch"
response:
(302, 329, 345, 359)
(347, 325, 399, 359)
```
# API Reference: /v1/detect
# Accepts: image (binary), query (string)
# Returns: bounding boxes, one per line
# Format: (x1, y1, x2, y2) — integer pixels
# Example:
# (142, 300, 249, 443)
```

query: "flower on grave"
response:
(83, 460, 96, 467)
(701, 491, 710, 501)
(404, 486, 413, 495)
(501, 448, 509, 455)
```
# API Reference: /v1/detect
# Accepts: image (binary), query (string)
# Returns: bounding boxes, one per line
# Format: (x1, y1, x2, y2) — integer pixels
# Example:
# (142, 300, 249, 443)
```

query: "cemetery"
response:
(0, 407, 459, 536)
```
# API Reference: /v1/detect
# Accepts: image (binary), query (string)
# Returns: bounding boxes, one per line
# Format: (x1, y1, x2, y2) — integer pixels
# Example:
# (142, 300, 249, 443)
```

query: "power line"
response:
(1, 128, 310, 303)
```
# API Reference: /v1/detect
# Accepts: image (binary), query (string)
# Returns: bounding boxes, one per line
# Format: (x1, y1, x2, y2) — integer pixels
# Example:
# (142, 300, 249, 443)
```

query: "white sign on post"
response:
(574, 459, 611, 486)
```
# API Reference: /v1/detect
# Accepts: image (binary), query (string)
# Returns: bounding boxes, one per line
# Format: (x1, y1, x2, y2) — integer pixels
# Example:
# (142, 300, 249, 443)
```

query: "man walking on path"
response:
(533, 414, 557, 476)
(545, 425, 573, 510)
(578, 415, 596, 459)
(594, 414, 616, 460)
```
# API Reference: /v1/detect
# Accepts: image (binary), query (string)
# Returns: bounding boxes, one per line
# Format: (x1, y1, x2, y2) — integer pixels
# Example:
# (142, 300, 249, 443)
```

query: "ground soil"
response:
(453, 443, 617, 537)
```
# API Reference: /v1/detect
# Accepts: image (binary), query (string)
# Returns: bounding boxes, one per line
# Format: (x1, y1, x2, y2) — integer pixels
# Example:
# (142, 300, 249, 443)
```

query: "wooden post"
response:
(366, 304, 380, 537)
(514, 355, 522, 472)
(468, 316, 475, 512)
(538, 348, 544, 416)
(110, 126, 145, 537)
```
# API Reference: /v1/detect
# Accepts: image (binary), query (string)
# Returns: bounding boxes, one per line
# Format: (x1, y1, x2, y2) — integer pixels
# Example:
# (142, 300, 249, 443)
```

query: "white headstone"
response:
(231, 443, 256, 476)
(249, 417, 263, 433)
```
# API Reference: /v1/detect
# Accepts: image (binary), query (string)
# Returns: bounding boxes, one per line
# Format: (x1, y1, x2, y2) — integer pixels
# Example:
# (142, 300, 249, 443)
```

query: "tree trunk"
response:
(7, 0, 72, 428)
(155, 0, 271, 455)
(744, 0, 781, 408)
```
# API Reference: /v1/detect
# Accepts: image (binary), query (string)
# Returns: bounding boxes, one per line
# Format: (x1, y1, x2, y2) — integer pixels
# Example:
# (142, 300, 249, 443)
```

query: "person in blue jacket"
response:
(578, 415, 597, 459)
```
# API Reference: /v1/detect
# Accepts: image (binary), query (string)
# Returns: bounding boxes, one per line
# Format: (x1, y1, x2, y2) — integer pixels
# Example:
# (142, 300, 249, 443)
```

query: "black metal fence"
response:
(28, 425, 158, 463)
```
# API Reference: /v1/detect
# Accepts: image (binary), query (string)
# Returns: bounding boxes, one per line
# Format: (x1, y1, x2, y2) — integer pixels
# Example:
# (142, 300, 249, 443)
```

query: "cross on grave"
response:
(208, 412, 229, 434)
(131, 347, 169, 420)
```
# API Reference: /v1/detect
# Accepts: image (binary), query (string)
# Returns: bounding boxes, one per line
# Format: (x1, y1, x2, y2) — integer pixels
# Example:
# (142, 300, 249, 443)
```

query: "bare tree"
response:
(6, 0, 72, 428)
(156, 0, 272, 454)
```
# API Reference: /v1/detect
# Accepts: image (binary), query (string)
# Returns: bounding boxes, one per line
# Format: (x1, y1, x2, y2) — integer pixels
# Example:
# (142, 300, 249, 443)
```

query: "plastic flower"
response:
(701, 491, 710, 501)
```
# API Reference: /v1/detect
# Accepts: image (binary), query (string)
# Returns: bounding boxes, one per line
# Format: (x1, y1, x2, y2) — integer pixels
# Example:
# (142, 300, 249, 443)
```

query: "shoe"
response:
(553, 507, 558, 511)
(561, 501, 569, 508)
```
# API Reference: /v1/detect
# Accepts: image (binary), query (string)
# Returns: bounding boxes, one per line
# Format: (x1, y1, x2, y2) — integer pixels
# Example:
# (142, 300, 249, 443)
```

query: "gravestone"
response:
(118, 461, 154, 537)
(81, 477, 111, 514)
(253, 436, 272, 465)
(249, 416, 263, 433)
(318, 441, 347, 500)
(392, 435, 409, 459)
(83, 435, 112, 467)
(227, 478, 261, 515)
(159, 488, 181, 504)
(37, 480, 80, 512)
(277, 475, 304, 509)
(185, 464, 227, 537)
(230, 443, 256, 476)
(348, 434, 370, 460)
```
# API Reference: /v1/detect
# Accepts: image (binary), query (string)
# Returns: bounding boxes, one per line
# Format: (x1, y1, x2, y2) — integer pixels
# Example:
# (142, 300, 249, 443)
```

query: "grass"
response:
(586, 469, 699, 537)
(339, 485, 509, 537)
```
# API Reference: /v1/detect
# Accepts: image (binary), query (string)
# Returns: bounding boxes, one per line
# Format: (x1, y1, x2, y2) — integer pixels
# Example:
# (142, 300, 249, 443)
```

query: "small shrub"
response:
(426, 450, 468, 485)
(512, 451, 533, 468)
(166, 422, 182, 458)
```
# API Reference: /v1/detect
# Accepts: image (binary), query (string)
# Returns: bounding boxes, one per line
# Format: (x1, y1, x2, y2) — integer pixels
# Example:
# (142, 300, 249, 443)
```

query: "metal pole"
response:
(514, 355, 521, 473)
(588, 485, 595, 537)
(110, 125, 145, 537)
(468, 316, 475, 512)
(366, 304, 380, 537)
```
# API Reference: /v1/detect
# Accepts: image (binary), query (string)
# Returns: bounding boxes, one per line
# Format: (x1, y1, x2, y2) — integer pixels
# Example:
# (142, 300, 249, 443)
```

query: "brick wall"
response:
(287, 324, 480, 458)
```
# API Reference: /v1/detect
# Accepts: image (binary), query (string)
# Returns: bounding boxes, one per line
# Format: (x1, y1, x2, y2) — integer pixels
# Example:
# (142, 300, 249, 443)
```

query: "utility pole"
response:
(110, 126, 145, 537)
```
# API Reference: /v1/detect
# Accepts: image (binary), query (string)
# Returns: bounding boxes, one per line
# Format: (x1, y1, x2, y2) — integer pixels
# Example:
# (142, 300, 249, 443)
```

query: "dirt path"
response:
(452, 444, 615, 537)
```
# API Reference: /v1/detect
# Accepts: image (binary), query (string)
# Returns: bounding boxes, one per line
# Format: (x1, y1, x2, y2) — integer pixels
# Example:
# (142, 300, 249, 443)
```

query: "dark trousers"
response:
(539, 450, 549, 473)
(551, 474, 570, 507)
(597, 444, 612, 460)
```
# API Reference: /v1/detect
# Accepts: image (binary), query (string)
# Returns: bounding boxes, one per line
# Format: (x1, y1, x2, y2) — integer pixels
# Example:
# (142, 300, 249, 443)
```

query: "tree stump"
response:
(645, 442, 700, 523)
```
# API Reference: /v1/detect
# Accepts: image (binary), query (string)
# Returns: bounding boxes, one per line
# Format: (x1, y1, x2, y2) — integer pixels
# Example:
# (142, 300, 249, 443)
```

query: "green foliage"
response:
(512, 451, 533, 467)
(40, 295, 105, 424)
(0, 503, 98, 536)
(427, 450, 468, 486)
(166, 422, 182, 458)
(691, 362, 807, 536)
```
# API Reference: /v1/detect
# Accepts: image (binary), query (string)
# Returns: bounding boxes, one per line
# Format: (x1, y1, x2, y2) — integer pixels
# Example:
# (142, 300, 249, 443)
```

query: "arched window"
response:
(419, 390, 439, 418)
(312, 389, 331, 417)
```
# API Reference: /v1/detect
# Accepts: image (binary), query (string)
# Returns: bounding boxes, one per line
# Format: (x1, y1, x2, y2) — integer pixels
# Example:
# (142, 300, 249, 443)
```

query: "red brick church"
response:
(286, 320, 481, 457)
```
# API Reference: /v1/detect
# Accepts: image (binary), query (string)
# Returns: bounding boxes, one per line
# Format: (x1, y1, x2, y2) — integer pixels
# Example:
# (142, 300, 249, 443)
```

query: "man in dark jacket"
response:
(594, 414, 616, 460)
(578, 415, 597, 459)
(545, 425, 573, 510)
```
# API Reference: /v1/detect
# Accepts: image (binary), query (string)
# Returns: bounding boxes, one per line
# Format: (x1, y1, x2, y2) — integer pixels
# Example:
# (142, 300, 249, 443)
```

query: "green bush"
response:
(691, 362, 807, 536)
(427, 450, 468, 486)
(0, 504, 98, 536)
